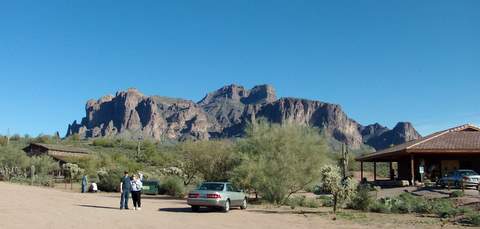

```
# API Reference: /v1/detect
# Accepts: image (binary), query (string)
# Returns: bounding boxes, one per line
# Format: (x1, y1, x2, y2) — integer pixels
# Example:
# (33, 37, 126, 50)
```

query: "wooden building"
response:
(356, 124, 480, 185)
(23, 143, 90, 164)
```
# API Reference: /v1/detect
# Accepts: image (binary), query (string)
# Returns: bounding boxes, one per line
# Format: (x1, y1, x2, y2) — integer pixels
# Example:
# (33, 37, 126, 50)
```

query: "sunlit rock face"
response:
(67, 85, 420, 149)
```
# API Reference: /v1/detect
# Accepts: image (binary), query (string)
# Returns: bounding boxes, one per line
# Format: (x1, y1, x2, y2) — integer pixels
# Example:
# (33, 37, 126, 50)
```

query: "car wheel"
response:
(240, 198, 247, 210)
(223, 200, 230, 213)
(191, 206, 200, 212)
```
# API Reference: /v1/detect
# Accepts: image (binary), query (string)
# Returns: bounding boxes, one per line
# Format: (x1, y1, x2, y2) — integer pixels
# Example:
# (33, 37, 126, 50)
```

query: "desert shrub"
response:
(92, 138, 115, 148)
(370, 200, 391, 213)
(389, 193, 424, 214)
(450, 190, 464, 198)
(30, 155, 59, 176)
(349, 184, 375, 211)
(464, 212, 480, 226)
(287, 196, 321, 209)
(10, 134, 21, 141)
(0, 136, 7, 146)
(431, 198, 458, 218)
(35, 175, 55, 187)
(10, 175, 55, 187)
(318, 195, 334, 207)
(97, 168, 123, 192)
(368, 193, 432, 214)
(0, 146, 31, 180)
(32, 135, 54, 144)
(161, 176, 186, 198)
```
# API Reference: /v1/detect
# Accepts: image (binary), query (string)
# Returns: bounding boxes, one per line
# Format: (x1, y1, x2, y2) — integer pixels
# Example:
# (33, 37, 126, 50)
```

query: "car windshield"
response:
(198, 183, 224, 191)
(459, 170, 479, 176)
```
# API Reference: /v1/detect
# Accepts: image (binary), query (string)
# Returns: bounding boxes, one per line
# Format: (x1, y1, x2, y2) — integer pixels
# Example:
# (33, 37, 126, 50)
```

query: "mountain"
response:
(362, 122, 421, 150)
(66, 85, 421, 150)
(67, 88, 210, 141)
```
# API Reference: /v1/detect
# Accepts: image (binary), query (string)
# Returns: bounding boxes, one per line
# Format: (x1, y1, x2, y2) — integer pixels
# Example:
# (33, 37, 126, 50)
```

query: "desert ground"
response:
(0, 182, 470, 229)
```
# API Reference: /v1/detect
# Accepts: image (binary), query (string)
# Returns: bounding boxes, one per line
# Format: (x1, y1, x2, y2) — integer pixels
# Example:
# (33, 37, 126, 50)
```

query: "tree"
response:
(30, 155, 59, 176)
(232, 121, 330, 204)
(0, 146, 31, 180)
(174, 140, 238, 185)
(319, 164, 357, 214)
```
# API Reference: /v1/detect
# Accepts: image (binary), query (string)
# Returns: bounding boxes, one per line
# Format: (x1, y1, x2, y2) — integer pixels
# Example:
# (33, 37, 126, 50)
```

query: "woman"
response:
(130, 174, 143, 210)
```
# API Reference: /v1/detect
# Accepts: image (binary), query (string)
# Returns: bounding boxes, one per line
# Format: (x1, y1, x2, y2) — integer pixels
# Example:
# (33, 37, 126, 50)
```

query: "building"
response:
(356, 124, 480, 185)
(23, 143, 90, 165)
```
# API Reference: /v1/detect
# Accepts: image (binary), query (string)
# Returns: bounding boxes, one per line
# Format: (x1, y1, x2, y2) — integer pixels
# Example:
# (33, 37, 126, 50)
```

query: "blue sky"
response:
(0, 1, 479, 137)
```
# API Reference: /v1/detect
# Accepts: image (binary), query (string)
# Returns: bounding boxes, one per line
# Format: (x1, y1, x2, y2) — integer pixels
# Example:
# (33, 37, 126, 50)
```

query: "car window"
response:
(226, 184, 234, 192)
(198, 183, 224, 191)
(459, 171, 479, 176)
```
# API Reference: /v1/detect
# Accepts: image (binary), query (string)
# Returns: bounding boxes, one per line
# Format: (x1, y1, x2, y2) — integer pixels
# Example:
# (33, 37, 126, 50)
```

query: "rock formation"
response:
(66, 85, 421, 149)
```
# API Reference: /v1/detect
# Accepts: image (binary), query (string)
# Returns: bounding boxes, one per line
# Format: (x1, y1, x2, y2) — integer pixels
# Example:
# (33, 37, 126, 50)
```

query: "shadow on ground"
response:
(159, 207, 217, 213)
(77, 204, 119, 210)
(247, 209, 327, 215)
(158, 207, 245, 214)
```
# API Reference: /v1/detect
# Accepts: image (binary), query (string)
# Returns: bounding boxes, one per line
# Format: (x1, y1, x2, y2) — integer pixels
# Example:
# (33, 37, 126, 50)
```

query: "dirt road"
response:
(0, 182, 464, 229)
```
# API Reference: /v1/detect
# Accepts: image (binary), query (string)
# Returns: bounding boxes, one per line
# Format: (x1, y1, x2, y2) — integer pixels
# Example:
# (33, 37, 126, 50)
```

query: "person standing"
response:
(119, 171, 132, 210)
(130, 174, 143, 210)
(81, 175, 88, 193)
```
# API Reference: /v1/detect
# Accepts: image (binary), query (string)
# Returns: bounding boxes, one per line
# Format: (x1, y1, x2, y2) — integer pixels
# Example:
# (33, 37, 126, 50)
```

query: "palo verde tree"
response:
(173, 140, 238, 185)
(232, 121, 330, 204)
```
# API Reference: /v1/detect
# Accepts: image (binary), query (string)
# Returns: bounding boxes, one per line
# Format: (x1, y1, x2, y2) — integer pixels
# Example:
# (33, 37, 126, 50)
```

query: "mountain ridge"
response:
(67, 85, 421, 150)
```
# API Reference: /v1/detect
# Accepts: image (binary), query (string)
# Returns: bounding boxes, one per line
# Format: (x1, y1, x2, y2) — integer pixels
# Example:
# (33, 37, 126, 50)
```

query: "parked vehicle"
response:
(187, 182, 247, 212)
(438, 169, 480, 188)
(142, 180, 160, 195)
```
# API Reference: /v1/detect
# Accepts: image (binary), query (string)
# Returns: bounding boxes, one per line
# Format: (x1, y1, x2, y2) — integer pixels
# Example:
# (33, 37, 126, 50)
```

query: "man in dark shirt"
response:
(120, 171, 132, 210)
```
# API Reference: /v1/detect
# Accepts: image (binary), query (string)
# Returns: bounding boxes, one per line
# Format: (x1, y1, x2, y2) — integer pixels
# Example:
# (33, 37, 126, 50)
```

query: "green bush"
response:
(370, 201, 390, 213)
(161, 176, 186, 198)
(286, 196, 321, 209)
(450, 190, 464, 198)
(10, 175, 55, 187)
(349, 184, 374, 211)
(231, 121, 330, 204)
(35, 175, 55, 187)
(97, 169, 123, 192)
(431, 199, 458, 218)
(92, 138, 115, 148)
(465, 212, 480, 226)
(30, 155, 59, 176)
(317, 195, 334, 207)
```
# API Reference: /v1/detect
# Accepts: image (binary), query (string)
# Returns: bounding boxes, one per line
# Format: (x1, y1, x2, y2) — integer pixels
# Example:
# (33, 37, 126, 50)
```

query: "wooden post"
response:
(360, 161, 364, 181)
(410, 154, 415, 186)
(389, 161, 393, 180)
(373, 162, 377, 181)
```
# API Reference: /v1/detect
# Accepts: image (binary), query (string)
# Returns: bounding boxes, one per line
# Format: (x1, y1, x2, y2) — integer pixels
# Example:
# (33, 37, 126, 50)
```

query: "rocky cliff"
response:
(66, 85, 421, 149)
(67, 88, 210, 141)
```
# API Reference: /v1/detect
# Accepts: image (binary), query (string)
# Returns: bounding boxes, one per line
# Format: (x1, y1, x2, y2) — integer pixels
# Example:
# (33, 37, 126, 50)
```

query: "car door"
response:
(226, 183, 240, 206)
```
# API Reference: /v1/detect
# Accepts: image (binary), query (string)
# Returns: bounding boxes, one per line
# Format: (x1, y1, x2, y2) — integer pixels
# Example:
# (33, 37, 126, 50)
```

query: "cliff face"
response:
(254, 98, 364, 148)
(67, 85, 421, 149)
(67, 88, 210, 141)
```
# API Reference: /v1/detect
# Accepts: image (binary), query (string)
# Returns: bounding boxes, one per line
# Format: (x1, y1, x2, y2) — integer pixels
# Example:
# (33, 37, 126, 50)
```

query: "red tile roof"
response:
(356, 124, 480, 161)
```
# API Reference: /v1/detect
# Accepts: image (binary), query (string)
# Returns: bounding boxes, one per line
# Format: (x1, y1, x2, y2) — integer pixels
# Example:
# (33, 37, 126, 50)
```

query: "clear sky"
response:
(0, 1, 479, 137)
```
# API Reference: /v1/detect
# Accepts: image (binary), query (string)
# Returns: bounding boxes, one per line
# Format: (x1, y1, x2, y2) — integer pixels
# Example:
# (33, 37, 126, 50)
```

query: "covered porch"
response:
(356, 124, 480, 186)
